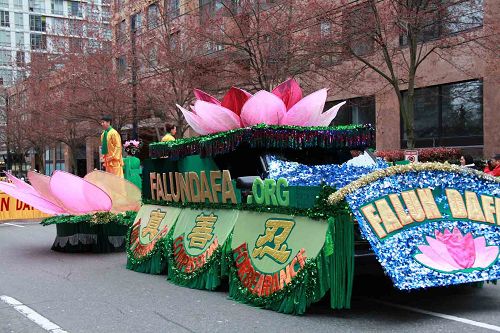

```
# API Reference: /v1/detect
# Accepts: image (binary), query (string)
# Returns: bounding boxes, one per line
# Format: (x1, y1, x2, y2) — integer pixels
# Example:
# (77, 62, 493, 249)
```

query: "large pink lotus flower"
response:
(177, 87, 252, 135)
(415, 227, 499, 273)
(178, 79, 346, 135)
(0, 170, 141, 215)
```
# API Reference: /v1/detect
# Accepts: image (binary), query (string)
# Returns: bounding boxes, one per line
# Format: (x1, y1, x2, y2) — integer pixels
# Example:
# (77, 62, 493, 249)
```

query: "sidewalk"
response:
(0, 218, 45, 225)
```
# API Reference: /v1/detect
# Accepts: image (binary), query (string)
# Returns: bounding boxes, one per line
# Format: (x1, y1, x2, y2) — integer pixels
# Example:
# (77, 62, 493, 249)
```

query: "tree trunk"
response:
(34, 149, 45, 175)
(67, 145, 78, 175)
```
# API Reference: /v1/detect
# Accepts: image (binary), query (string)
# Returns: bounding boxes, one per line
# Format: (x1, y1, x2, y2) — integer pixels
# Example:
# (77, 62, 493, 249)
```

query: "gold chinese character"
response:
(252, 219, 295, 264)
(141, 210, 166, 242)
(187, 213, 217, 249)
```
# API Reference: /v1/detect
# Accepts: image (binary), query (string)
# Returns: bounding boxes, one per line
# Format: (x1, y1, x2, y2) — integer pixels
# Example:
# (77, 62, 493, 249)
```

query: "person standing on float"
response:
(161, 123, 177, 142)
(100, 115, 124, 177)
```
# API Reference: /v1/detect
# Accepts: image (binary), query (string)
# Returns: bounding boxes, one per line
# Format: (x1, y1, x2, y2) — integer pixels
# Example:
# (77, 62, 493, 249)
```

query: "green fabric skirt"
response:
(52, 222, 129, 253)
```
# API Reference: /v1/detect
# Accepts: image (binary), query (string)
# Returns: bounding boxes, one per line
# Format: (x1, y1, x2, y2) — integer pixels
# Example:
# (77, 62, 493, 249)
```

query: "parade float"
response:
(126, 79, 499, 315)
(0, 170, 140, 252)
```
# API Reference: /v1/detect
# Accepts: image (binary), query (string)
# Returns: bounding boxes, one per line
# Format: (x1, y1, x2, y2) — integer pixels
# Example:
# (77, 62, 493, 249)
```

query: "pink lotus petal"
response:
(437, 227, 476, 269)
(84, 170, 141, 213)
(0, 181, 65, 215)
(240, 90, 286, 126)
(472, 237, 499, 268)
(192, 100, 242, 133)
(272, 78, 303, 110)
(417, 243, 460, 271)
(49, 170, 112, 214)
(27, 171, 64, 207)
(193, 89, 220, 105)
(5, 172, 39, 195)
(316, 101, 347, 127)
(415, 252, 458, 272)
(281, 89, 327, 126)
(221, 87, 252, 117)
(425, 236, 461, 268)
(176, 104, 211, 135)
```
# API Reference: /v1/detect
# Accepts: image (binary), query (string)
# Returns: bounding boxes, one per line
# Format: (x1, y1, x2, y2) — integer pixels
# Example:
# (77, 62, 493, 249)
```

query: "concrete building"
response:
(0, 0, 111, 86)
(0, 0, 112, 176)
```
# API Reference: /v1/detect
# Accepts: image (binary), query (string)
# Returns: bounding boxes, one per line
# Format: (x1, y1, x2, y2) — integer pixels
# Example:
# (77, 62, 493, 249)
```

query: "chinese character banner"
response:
(127, 205, 182, 274)
(168, 209, 239, 290)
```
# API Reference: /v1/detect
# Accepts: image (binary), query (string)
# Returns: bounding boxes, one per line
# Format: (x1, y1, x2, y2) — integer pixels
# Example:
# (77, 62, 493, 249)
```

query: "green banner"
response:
(172, 208, 238, 262)
(168, 208, 238, 289)
(230, 211, 327, 297)
(127, 205, 181, 274)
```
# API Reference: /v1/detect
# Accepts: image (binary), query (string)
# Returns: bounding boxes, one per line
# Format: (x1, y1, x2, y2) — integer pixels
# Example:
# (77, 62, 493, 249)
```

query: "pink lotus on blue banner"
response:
(415, 227, 499, 273)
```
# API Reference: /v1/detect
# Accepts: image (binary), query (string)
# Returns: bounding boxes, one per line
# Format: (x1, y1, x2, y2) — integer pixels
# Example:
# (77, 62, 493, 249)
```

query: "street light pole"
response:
(130, 15, 138, 140)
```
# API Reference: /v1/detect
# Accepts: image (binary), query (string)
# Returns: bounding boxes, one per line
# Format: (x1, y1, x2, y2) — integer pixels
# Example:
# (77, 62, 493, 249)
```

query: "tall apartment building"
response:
(0, 0, 112, 86)
(0, 0, 112, 176)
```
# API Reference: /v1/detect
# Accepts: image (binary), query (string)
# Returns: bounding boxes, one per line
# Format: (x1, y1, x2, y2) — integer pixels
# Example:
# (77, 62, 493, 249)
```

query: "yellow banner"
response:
(0, 192, 50, 220)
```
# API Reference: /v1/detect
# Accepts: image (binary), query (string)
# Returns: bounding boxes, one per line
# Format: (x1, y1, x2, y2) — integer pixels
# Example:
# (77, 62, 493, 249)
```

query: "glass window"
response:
(0, 30, 10, 47)
(44, 147, 54, 176)
(51, 0, 64, 15)
(165, 0, 180, 19)
(328, 96, 375, 127)
(130, 12, 141, 32)
(147, 3, 159, 29)
(30, 32, 46, 49)
(116, 55, 126, 78)
(29, 15, 46, 31)
(148, 46, 157, 67)
(15, 31, 24, 47)
(15, 50, 24, 66)
(55, 143, 64, 160)
(69, 19, 81, 35)
(14, 0, 23, 10)
(15, 12, 23, 29)
(0, 68, 13, 85)
(343, 3, 374, 57)
(70, 1, 82, 17)
(320, 20, 331, 38)
(445, 0, 483, 34)
(0, 10, 9, 27)
(401, 80, 483, 147)
(400, 0, 483, 46)
(29, 0, 46, 13)
(0, 50, 11, 65)
(51, 17, 65, 34)
(0, 0, 8, 9)
(199, 0, 223, 22)
(441, 81, 482, 137)
(118, 19, 125, 41)
(102, 5, 110, 21)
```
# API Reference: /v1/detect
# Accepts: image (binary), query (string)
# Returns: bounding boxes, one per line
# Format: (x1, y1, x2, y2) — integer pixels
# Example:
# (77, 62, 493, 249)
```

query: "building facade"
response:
(111, 0, 499, 159)
(0, 0, 111, 86)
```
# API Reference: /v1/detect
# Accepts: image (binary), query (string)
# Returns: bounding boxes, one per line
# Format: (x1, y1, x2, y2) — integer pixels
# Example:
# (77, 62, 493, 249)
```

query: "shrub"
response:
(375, 147, 461, 163)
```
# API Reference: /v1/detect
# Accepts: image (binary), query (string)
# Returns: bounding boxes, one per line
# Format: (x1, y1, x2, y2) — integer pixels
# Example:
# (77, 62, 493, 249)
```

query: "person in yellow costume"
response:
(100, 115, 124, 177)
(161, 124, 176, 142)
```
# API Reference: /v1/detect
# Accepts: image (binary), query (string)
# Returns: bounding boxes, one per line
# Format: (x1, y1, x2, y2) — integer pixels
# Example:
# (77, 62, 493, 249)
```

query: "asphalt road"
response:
(0, 221, 499, 333)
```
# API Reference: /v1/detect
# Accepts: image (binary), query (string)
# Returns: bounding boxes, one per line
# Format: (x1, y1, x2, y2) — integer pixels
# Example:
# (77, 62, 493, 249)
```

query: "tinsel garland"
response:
(226, 214, 354, 315)
(125, 222, 173, 274)
(328, 162, 500, 205)
(149, 124, 374, 159)
(143, 185, 339, 220)
(166, 233, 233, 290)
(41, 211, 137, 226)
